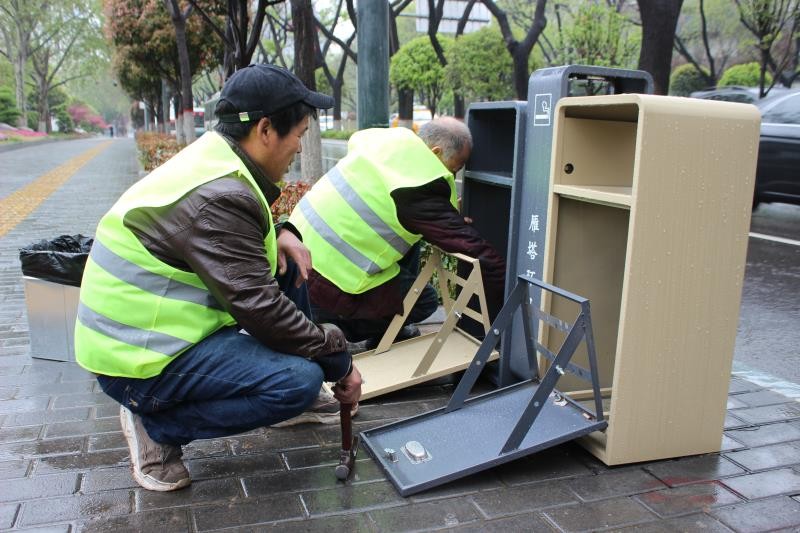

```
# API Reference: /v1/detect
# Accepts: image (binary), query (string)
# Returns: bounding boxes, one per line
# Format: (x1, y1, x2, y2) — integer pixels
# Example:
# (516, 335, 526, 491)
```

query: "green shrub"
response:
(670, 64, 710, 96)
(321, 129, 355, 140)
(719, 62, 772, 87)
(0, 87, 20, 124)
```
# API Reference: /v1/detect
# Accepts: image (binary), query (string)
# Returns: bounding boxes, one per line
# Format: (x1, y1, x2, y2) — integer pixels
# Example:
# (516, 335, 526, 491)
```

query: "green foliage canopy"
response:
(104, 0, 223, 104)
(446, 27, 514, 103)
(559, 3, 640, 69)
(0, 86, 21, 124)
(390, 35, 452, 117)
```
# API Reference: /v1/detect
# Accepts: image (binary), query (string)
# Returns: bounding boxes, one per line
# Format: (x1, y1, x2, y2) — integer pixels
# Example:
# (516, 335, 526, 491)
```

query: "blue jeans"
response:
(97, 260, 349, 445)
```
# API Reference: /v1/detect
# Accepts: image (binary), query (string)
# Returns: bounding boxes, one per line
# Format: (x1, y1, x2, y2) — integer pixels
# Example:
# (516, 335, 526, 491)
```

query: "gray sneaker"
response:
(119, 405, 191, 491)
(272, 383, 358, 427)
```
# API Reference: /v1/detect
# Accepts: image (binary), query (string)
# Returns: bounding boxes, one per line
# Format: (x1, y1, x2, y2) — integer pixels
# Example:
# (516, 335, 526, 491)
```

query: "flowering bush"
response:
(135, 131, 180, 171)
(271, 181, 312, 222)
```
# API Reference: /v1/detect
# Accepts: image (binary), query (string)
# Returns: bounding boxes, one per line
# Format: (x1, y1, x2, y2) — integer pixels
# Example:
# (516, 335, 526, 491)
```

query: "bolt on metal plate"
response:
(402, 440, 432, 464)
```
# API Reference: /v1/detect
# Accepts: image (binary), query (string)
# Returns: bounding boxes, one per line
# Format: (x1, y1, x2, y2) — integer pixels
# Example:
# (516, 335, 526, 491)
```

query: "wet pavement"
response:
(0, 137, 798, 532)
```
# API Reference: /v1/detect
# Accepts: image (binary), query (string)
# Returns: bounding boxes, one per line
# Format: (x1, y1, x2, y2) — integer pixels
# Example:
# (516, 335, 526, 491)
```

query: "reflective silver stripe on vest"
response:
(297, 197, 383, 275)
(90, 240, 223, 310)
(77, 302, 192, 356)
(326, 166, 411, 256)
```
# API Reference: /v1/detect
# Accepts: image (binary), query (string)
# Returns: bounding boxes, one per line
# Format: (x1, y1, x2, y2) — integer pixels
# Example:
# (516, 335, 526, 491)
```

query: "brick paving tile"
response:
(607, 513, 734, 532)
(725, 421, 800, 448)
(81, 466, 140, 493)
(566, 469, 666, 502)
(0, 458, 29, 479)
(720, 434, 748, 452)
(0, 396, 50, 414)
(231, 428, 324, 454)
(12, 381, 94, 398)
(78, 508, 191, 533)
(719, 468, 800, 500)
(52, 391, 118, 409)
(0, 425, 42, 443)
(87, 432, 126, 452)
(732, 403, 800, 425)
(301, 480, 406, 516)
(448, 511, 557, 532)
(492, 445, 594, 486)
(0, 503, 18, 529)
(725, 412, 750, 430)
(470, 480, 577, 517)
(724, 440, 800, 471)
(135, 477, 244, 512)
(709, 496, 800, 533)
(2, 406, 91, 427)
(283, 443, 353, 469)
(186, 451, 284, 480)
(180, 438, 232, 460)
(0, 472, 79, 503)
(407, 469, 503, 502)
(634, 481, 742, 518)
(16, 489, 132, 527)
(190, 493, 305, 530)
(225, 512, 374, 532)
(44, 417, 120, 438)
(644, 455, 746, 486)
(34, 449, 128, 474)
(733, 390, 798, 408)
(243, 459, 385, 496)
(727, 396, 749, 410)
(367, 497, 481, 531)
(0, 436, 84, 461)
(542, 496, 657, 532)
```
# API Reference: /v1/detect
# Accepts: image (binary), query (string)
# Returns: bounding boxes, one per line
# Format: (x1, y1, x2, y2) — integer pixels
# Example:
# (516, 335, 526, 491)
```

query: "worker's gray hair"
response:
(418, 117, 472, 161)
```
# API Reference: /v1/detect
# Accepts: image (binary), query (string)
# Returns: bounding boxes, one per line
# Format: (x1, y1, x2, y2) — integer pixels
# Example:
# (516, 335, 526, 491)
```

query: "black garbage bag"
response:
(19, 234, 93, 287)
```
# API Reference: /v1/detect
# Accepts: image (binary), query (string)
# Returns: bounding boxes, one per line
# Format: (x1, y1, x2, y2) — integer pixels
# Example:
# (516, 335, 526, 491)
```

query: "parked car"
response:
(753, 89, 800, 209)
(690, 86, 760, 103)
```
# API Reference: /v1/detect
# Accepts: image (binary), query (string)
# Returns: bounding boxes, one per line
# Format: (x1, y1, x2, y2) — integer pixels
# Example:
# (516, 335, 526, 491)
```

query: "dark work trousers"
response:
(97, 259, 350, 445)
(312, 242, 440, 342)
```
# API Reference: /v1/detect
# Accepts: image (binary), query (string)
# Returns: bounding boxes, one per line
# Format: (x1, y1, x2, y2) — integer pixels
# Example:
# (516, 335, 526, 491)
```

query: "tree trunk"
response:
(161, 79, 171, 135)
(292, 0, 323, 180)
(637, 0, 683, 95)
(398, 88, 413, 128)
(165, 0, 195, 144)
(37, 79, 48, 133)
(14, 52, 27, 127)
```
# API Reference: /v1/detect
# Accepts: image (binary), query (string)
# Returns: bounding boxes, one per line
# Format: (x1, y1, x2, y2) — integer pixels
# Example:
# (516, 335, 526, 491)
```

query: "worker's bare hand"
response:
(277, 229, 312, 287)
(333, 365, 362, 404)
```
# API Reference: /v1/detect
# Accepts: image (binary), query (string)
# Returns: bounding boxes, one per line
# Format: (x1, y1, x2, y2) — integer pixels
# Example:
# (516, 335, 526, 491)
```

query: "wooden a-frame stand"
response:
(355, 247, 498, 400)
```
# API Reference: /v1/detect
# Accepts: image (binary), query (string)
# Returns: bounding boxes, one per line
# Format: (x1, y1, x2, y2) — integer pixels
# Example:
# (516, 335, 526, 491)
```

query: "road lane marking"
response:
(0, 141, 113, 238)
(749, 232, 800, 247)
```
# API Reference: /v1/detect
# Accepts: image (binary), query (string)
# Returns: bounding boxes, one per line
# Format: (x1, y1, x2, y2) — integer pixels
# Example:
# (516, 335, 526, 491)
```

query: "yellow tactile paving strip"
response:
(0, 141, 113, 238)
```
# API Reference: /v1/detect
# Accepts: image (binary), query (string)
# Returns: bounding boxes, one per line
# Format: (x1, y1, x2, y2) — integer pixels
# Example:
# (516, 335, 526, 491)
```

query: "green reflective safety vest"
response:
(74, 132, 278, 378)
(289, 127, 457, 294)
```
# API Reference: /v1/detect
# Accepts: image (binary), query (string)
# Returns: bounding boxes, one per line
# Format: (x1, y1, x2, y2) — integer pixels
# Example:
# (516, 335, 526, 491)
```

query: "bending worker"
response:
(289, 118, 506, 349)
(74, 64, 361, 492)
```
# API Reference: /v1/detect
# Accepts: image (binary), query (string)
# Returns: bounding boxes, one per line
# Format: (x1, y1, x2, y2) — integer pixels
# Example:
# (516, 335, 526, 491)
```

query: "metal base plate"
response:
(361, 380, 607, 496)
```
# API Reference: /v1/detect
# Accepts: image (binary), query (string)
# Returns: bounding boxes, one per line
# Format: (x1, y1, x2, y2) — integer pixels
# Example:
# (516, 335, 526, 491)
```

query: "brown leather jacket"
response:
(122, 134, 345, 359)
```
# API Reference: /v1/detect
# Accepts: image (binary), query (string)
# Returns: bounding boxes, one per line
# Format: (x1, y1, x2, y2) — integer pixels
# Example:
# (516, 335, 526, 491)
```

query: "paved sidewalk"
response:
(1, 139, 799, 532)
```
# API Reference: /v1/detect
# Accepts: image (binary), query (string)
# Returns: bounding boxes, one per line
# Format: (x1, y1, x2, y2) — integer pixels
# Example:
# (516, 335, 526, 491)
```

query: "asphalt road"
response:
(735, 202, 800, 387)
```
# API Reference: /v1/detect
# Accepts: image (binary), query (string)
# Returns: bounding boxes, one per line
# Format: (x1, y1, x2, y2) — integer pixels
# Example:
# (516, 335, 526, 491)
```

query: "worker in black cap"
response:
(76, 64, 362, 492)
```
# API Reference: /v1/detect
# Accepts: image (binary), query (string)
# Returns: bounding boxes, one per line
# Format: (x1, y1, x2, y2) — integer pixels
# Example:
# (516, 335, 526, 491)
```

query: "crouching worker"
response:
(74, 64, 361, 492)
(288, 118, 506, 349)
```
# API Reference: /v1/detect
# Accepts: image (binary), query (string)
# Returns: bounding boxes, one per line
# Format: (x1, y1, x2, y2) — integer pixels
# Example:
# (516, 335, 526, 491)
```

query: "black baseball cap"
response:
(217, 64, 334, 123)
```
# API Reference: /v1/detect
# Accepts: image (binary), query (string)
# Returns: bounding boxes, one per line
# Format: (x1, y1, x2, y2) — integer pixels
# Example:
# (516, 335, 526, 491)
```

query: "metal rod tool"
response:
(335, 402, 359, 480)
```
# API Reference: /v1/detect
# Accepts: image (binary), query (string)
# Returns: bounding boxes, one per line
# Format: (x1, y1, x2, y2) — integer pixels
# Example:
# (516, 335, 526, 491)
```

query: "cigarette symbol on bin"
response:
(533, 94, 552, 126)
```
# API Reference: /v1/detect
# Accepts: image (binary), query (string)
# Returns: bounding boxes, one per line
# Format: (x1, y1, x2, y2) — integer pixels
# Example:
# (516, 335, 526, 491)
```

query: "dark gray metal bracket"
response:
(361, 276, 607, 497)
